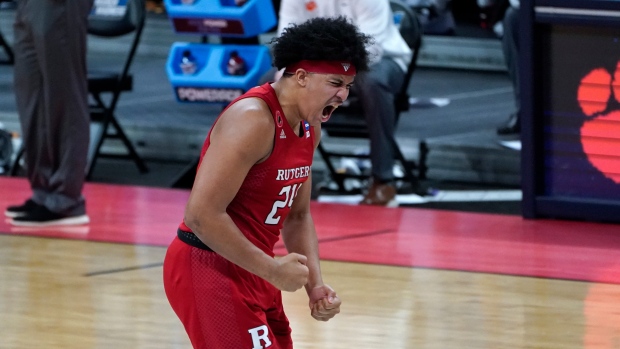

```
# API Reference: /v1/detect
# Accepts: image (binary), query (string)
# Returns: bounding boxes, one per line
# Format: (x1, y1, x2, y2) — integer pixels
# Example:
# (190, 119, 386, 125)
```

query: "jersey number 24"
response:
(265, 184, 302, 225)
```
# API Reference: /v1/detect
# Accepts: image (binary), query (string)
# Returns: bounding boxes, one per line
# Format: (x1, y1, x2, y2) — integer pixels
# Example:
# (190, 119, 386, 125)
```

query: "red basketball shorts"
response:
(163, 236, 293, 349)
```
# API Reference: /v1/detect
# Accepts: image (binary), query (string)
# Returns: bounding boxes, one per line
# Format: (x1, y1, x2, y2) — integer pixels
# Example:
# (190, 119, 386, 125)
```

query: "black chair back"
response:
(88, 0, 146, 99)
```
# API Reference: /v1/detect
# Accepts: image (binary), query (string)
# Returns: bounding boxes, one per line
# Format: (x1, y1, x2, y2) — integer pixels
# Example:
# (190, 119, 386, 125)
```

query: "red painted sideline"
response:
(1, 177, 620, 284)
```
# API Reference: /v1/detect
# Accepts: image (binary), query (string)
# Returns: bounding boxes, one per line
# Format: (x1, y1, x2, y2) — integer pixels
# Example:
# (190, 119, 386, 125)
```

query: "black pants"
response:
(13, 0, 93, 215)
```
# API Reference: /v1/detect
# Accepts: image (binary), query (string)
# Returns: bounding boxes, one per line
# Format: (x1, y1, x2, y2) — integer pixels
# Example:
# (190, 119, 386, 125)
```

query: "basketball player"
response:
(163, 17, 371, 349)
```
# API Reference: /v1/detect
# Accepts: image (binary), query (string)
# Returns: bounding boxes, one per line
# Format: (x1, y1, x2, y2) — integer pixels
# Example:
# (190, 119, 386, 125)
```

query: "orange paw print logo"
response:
(577, 61, 620, 184)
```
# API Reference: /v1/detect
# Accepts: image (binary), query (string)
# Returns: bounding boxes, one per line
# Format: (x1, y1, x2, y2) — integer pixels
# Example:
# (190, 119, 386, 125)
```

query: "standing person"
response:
(163, 17, 371, 349)
(5, 0, 93, 226)
(275, 0, 413, 207)
(496, 0, 520, 135)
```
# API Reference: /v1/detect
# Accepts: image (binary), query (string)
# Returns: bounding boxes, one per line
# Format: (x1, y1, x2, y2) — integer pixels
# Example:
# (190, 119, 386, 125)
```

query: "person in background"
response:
(5, 0, 93, 226)
(496, 0, 520, 135)
(275, 0, 413, 207)
(163, 16, 371, 348)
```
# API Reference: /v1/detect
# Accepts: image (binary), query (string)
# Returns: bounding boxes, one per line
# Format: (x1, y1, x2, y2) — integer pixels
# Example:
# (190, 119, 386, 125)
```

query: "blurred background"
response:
(0, 0, 524, 214)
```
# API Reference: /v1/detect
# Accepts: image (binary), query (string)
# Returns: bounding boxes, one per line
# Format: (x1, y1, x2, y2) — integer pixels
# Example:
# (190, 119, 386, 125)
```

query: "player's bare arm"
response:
(184, 98, 309, 292)
(281, 174, 342, 321)
(281, 171, 320, 285)
(281, 124, 322, 288)
(281, 125, 341, 321)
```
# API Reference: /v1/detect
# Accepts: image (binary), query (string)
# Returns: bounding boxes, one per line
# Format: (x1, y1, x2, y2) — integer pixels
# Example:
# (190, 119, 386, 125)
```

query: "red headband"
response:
(284, 60, 356, 76)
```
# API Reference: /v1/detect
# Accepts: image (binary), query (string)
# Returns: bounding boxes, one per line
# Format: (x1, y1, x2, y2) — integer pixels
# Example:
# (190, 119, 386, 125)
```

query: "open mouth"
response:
(321, 105, 338, 122)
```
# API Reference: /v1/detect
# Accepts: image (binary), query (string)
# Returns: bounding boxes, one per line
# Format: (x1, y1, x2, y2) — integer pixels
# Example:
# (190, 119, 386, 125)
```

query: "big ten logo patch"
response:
(248, 325, 272, 349)
(577, 60, 620, 183)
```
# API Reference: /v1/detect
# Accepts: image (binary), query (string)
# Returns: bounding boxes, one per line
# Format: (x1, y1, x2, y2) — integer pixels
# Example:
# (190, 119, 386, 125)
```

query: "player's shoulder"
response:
(220, 97, 274, 133)
(232, 96, 271, 113)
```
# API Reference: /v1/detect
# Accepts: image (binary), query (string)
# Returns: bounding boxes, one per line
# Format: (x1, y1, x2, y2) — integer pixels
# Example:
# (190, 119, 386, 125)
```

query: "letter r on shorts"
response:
(248, 325, 272, 349)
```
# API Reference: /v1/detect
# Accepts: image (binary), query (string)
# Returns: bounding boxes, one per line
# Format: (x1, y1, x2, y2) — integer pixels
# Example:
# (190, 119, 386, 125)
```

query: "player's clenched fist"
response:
(308, 284, 341, 321)
(267, 253, 309, 292)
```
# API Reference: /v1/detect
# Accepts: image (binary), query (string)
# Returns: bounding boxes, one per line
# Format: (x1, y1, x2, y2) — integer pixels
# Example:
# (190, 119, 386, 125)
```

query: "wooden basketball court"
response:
(1, 176, 619, 348)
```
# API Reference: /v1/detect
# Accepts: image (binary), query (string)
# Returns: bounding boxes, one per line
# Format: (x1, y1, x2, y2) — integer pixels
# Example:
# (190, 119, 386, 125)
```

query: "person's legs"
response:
(38, 0, 91, 215)
(497, 6, 520, 135)
(356, 58, 404, 183)
(13, 0, 42, 200)
(355, 58, 404, 206)
(503, 7, 519, 111)
(12, 0, 92, 223)
(164, 237, 291, 348)
(11, 0, 45, 217)
(266, 292, 293, 349)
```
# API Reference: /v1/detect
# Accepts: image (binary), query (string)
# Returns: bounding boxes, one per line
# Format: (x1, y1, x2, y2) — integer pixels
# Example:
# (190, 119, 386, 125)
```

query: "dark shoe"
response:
(360, 181, 398, 207)
(497, 113, 520, 135)
(5, 199, 40, 218)
(10, 205, 89, 227)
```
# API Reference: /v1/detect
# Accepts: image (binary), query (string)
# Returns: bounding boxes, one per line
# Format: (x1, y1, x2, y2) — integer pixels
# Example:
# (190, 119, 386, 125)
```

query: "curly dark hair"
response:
(270, 16, 372, 73)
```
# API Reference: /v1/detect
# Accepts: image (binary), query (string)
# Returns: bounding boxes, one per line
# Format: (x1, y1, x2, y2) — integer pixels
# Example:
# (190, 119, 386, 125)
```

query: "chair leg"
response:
(418, 140, 428, 180)
(87, 114, 149, 179)
(9, 146, 24, 176)
(109, 116, 149, 173)
(391, 137, 419, 190)
(318, 138, 427, 195)
(0, 30, 14, 65)
(86, 117, 111, 180)
(317, 142, 347, 192)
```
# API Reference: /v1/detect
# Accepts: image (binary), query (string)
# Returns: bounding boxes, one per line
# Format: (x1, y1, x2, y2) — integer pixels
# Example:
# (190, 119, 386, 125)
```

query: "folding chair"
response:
(317, 0, 426, 193)
(87, 0, 148, 179)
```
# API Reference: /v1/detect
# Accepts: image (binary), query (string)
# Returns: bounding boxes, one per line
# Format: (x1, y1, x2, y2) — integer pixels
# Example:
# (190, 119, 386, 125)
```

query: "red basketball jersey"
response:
(179, 83, 315, 256)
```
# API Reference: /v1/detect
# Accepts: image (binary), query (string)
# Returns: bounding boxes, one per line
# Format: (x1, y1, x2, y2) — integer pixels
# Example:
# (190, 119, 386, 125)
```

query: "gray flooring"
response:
(0, 10, 522, 214)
